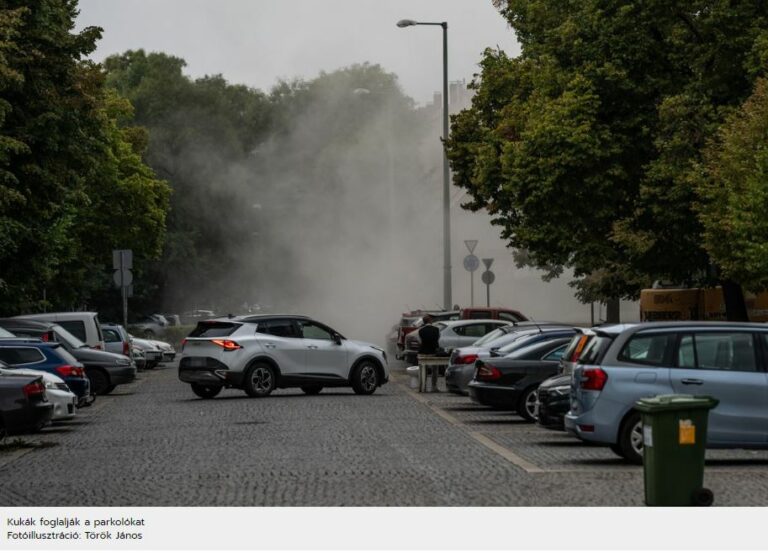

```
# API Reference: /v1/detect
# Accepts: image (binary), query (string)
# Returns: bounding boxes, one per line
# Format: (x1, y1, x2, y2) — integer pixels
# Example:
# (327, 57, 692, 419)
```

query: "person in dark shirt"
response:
(418, 314, 440, 355)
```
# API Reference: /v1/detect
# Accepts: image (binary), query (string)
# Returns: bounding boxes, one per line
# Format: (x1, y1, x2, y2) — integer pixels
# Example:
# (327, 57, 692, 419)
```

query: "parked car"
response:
(403, 319, 510, 364)
(101, 323, 148, 370)
(180, 309, 217, 326)
(445, 324, 574, 394)
(395, 310, 459, 360)
(0, 362, 76, 421)
(0, 319, 135, 395)
(131, 314, 169, 338)
(533, 330, 597, 431)
(129, 335, 164, 369)
(101, 323, 132, 356)
(458, 306, 528, 323)
(178, 315, 389, 399)
(468, 334, 574, 419)
(0, 373, 52, 437)
(150, 339, 176, 362)
(0, 339, 92, 407)
(14, 312, 106, 350)
(565, 322, 768, 463)
(534, 373, 571, 430)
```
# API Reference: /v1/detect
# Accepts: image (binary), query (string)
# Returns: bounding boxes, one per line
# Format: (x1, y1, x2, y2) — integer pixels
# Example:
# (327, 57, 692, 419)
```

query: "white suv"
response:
(178, 315, 389, 398)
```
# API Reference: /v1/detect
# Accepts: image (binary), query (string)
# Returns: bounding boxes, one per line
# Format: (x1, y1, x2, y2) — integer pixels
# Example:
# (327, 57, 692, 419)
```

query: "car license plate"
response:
(189, 357, 206, 368)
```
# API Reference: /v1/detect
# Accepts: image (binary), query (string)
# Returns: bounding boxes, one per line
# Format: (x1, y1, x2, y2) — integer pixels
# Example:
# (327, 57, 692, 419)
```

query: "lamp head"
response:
(397, 19, 418, 28)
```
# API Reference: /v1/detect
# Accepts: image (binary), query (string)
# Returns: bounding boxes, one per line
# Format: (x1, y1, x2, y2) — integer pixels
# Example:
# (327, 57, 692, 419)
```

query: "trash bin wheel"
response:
(691, 487, 714, 507)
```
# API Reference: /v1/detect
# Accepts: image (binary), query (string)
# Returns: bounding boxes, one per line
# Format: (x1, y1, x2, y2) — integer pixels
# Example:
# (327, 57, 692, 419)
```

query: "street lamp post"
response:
(397, 18, 452, 311)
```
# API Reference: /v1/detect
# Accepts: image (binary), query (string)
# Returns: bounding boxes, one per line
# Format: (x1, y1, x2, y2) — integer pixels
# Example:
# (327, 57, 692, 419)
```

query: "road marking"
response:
(394, 377, 545, 473)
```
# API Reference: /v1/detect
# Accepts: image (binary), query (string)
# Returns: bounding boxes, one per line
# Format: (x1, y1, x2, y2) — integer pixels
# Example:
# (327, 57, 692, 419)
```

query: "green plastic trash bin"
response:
(635, 394, 719, 507)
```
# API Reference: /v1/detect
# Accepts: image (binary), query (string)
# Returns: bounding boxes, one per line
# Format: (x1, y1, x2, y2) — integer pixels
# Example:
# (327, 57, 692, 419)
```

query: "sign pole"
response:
(471, 271, 474, 306)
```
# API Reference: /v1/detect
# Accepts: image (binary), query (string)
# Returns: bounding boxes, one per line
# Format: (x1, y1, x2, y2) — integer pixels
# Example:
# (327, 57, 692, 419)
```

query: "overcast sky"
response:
(75, 0, 520, 105)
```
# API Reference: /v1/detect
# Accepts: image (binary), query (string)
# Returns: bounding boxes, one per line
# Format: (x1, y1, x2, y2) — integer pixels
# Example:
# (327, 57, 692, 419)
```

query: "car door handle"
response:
(681, 378, 703, 385)
(264, 343, 276, 349)
(307, 345, 318, 349)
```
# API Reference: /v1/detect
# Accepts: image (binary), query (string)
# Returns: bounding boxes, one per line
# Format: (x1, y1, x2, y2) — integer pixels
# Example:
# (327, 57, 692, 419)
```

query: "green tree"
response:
(447, 1, 768, 319)
(0, 2, 169, 316)
(695, 78, 768, 295)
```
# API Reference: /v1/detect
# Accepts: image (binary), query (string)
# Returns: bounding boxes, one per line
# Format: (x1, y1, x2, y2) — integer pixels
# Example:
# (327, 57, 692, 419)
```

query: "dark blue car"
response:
(0, 339, 92, 406)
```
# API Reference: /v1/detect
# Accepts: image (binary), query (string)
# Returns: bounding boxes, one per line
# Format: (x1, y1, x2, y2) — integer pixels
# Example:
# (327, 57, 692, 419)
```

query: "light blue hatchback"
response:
(564, 322, 768, 463)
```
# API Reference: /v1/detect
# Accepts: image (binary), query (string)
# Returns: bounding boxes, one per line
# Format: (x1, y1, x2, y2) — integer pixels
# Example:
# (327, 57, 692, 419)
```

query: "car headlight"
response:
(552, 385, 570, 395)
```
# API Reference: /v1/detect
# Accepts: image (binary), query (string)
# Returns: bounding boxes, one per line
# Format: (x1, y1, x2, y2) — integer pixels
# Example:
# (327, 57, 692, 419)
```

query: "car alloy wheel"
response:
(244, 363, 276, 398)
(630, 419, 644, 456)
(517, 387, 539, 422)
(617, 411, 643, 464)
(352, 361, 379, 395)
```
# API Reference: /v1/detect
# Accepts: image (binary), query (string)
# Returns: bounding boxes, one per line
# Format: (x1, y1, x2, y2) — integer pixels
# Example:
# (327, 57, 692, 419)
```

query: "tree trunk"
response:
(720, 279, 749, 321)
(606, 298, 621, 323)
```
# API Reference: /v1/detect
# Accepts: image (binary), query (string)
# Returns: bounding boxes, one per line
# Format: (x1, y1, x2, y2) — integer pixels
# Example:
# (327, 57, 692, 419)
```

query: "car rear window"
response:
(0, 347, 45, 364)
(578, 335, 615, 364)
(189, 321, 242, 338)
(58, 320, 87, 342)
(103, 328, 121, 342)
(619, 333, 674, 366)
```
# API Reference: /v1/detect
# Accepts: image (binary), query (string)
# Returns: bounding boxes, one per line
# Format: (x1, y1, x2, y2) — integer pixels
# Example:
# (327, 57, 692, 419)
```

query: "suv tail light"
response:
(455, 353, 478, 365)
(122, 341, 130, 356)
(41, 331, 54, 342)
(580, 367, 608, 391)
(23, 380, 46, 399)
(476, 362, 502, 381)
(211, 339, 242, 351)
(56, 365, 85, 378)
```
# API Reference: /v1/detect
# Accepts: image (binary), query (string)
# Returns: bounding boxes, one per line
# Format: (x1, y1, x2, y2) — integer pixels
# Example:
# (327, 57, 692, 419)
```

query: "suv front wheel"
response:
(351, 360, 379, 395)
(244, 363, 276, 398)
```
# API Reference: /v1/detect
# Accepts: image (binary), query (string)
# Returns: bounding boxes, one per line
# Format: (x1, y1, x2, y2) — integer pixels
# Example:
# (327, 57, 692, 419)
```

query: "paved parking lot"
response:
(1, 362, 768, 506)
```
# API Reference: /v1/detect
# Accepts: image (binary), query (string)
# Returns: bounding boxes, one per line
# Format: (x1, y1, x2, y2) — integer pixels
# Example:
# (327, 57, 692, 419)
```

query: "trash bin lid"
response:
(635, 394, 719, 413)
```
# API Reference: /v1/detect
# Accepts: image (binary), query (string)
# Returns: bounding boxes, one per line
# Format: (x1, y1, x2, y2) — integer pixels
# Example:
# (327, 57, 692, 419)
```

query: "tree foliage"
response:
(0, 1, 168, 315)
(447, 1, 768, 310)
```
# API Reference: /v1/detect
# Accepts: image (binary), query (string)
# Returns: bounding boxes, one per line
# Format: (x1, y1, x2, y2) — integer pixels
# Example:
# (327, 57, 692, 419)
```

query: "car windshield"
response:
(495, 331, 541, 352)
(53, 325, 88, 349)
(472, 327, 508, 346)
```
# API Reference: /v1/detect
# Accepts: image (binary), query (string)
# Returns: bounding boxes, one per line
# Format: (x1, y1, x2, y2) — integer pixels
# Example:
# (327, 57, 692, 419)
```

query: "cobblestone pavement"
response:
(1, 363, 768, 506)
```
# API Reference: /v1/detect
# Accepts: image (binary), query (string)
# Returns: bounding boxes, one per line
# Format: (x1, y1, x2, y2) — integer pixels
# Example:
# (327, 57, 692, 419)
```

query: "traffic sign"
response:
(112, 249, 133, 270)
(464, 240, 478, 254)
(113, 268, 133, 288)
(482, 258, 494, 270)
(463, 254, 480, 272)
(481, 270, 495, 285)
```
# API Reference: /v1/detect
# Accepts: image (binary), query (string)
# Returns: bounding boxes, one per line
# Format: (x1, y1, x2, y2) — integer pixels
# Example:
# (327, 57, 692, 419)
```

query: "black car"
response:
(535, 373, 571, 430)
(0, 374, 53, 437)
(0, 318, 136, 395)
(468, 334, 574, 420)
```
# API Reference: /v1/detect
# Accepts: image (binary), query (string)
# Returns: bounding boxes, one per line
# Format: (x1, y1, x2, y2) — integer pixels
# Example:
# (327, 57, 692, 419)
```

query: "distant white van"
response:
(14, 312, 106, 350)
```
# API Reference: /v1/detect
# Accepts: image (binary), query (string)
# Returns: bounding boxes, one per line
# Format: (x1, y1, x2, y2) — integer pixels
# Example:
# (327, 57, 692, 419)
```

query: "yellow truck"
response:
(640, 288, 768, 322)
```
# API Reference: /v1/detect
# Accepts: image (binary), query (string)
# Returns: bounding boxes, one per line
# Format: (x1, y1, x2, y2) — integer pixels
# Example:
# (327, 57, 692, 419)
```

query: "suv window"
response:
(260, 320, 300, 338)
(579, 335, 615, 364)
(58, 320, 86, 342)
(103, 329, 121, 342)
(678, 332, 757, 372)
(618, 333, 674, 366)
(468, 310, 491, 319)
(454, 323, 490, 337)
(0, 347, 45, 364)
(499, 312, 524, 322)
(189, 322, 241, 338)
(298, 321, 333, 340)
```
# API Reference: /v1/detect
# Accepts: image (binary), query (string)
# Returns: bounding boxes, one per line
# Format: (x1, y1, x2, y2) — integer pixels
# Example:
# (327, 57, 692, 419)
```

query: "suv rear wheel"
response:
(616, 411, 643, 464)
(191, 383, 222, 399)
(244, 363, 276, 398)
(351, 360, 379, 395)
